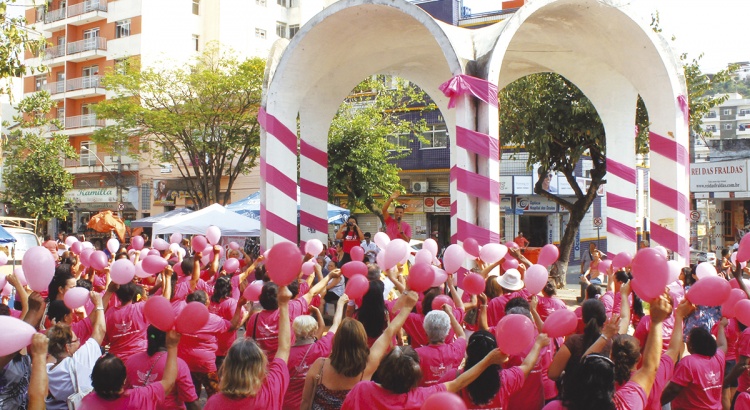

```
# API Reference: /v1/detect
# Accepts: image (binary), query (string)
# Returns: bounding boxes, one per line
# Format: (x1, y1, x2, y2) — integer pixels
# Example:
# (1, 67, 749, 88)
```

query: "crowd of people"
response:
(2, 215, 750, 409)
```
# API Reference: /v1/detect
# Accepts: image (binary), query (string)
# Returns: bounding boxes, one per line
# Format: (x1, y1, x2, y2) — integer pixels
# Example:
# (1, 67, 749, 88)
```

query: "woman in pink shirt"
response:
(415, 307, 467, 386)
(203, 285, 294, 410)
(80, 330, 181, 410)
(104, 283, 150, 361)
(126, 326, 199, 410)
(208, 276, 247, 370)
(537, 281, 567, 322)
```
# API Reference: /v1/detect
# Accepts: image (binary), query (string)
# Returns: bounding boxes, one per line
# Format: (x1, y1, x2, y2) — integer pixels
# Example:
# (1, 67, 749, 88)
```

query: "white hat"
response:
(497, 269, 524, 291)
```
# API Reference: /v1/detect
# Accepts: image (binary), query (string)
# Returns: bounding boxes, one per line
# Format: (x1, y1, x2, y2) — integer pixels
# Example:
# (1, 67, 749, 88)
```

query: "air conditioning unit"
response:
(411, 181, 429, 193)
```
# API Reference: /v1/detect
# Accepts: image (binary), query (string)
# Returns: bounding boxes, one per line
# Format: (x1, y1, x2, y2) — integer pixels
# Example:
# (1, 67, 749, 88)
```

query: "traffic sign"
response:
(593, 217, 603, 227)
(118, 202, 125, 211)
(689, 211, 700, 222)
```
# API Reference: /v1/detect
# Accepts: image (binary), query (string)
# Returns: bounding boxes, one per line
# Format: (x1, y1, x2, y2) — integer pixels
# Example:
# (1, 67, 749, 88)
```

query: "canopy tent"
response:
(153, 203, 261, 236)
(0, 226, 17, 243)
(130, 208, 194, 228)
(226, 191, 350, 224)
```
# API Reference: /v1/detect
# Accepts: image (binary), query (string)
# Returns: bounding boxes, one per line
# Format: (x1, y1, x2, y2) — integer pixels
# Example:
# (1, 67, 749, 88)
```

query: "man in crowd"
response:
(514, 231, 530, 249)
(382, 191, 412, 242)
(361, 232, 378, 263)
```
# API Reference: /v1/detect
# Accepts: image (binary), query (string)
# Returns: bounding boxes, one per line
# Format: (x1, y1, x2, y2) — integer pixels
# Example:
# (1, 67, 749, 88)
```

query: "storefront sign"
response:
(513, 176, 533, 195)
(499, 176, 513, 194)
(423, 197, 434, 212)
(500, 197, 513, 213)
(690, 159, 748, 192)
(153, 179, 202, 206)
(516, 196, 557, 212)
(66, 188, 118, 204)
(434, 197, 451, 213)
(394, 198, 423, 214)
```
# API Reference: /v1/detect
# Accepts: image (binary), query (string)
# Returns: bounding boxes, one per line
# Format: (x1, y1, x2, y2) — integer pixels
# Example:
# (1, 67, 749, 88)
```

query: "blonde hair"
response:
(219, 338, 268, 398)
(293, 315, 318, 339)
(47, 323, 74, 358)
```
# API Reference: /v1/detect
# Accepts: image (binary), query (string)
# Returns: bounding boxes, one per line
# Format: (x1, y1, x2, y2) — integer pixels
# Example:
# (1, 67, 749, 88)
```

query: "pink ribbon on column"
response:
(456, 126, 500, 160)
(677, 95, 689, 126)
(649, 131, 689, 169)
(439, 74, 499, 109)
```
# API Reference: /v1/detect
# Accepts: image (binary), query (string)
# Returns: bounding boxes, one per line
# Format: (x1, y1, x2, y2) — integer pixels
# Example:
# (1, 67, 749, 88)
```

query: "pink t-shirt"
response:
(384, 215, 412, 241)
(72, 317, 93, 345)
(398, 308, 465, 348)
(104, 302, 149, 361)
(341, 381, 446, 410)
(92, 273, 107, 291)
(542, 381, 647, 410)
(79, 382, 166, 410)
(459, 366, 525, 409)
(536, 296, 567, 322)
(208, 298, 244, 357)
(712, 318, 739, 361)
(540, 339, 562, 400)
(505, 339, 545, 410)
(125, 351, 198, 409)
(487, 290, 531, 326)
(177, 311, 231, 373)
(282, 333, 334, 410)
(203, 358, 289, 410)
(248, 298, 308, 360)
(737, 328, 750, 392)
(415, 338, 467, 386)
(230, 275, 242, 300)
(671, 348, 724, 409)
(645, 354, 675, 410)
(634, 314, 675, 353)
(173, 275, 214, 301)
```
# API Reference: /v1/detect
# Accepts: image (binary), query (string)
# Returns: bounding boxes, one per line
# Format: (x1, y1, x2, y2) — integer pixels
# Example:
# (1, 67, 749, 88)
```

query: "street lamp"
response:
(81, 145, 123, 210)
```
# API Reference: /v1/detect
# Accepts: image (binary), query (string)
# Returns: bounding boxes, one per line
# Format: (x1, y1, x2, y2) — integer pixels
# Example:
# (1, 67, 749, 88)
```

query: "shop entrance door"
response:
(519, 215, 548, 247)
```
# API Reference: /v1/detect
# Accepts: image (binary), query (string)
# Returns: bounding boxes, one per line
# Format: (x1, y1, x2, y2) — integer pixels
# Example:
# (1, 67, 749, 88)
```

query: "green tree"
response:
(499, 73, 605, 277)
(683, 53, 737, 140)
(2, 91, 76, 224)
(0, 0, 46, 96)
(327, 77, 434, 220)
(92, 47, 264, 208)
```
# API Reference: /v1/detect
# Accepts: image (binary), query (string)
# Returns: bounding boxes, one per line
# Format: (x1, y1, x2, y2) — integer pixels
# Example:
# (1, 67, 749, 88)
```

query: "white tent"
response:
(152, 203, 261, 236)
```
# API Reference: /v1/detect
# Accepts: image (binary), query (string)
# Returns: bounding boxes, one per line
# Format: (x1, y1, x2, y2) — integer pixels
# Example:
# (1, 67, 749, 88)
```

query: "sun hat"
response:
(497, 269, 524, 291)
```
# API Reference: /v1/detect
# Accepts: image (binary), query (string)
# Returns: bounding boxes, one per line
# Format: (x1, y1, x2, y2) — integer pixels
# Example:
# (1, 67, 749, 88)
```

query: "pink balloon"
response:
(0, 316, 37, 356)
(229, 241, 240, 250)
(144, 296, 176, 332)
(375, 251, 386, 269)
(0, 275, 5, 290)
(598, 259, 612, 274)
(243, 280, 264, 301)
(423, 238, 439, 258)
(462, 273, 485, 295)
(342, 261, 368, 279)
(695, 262, 717, 280)
(224, 258, 240, 274)
(106, 238, 120, 254)
(666, 260, 683, 285)
(64, 287, 90, 310)
(70, 241, 83, 255)
(612, 252, 633, 270)
(153, 238, 170, 251)
(735, 299, 750, 327)
(443, 244, 466, 274)
(191, 235, 208, 253)
(505, 241, 520, 250)
(175, 302, 210, 334)
(142, 255, 168, 275)
(415, 249, 432, 266)
(407, 263, 435, 293)
(200, 252, 211, 267)
(524, 264, 549, 295)
(653, 245, 668, 258)
(730, 253, 748, 270)
(305, 239, 324, 256)
(350, 246, 365, 262)
(480, 243, 508, 264)
(630, 270, 670, 302)
(79, 248, 94, 267)
(373, 232, 390, 250)
(22, 246, 56, 292)
(731, 278, 750, 290)
(147, 249, 160, 257)
(131, 235, 145, 251)
(431, 267, 448, 287)
(495, 314, 535, 355)
(301, 260, 316, 277)
(345, 274, 369, 299)
(502, 257, 519, 271)
(542, 309, 578, 338)
(170, 233, 182, 244)
(421, 391, 467, 410)
(206, 226, 221, 245)
(13, 267, 27, 287)
(65, 236, 79, 247)
(89, 251, 109, 271)
(687, 276, 731, 306)
(631, 248, 668, 280)
(1, 283, 11, 296)
(463, 238, 480, 258)
(431, 294, 455, 311)
(722, 289, 747, 318)
(110, 259, 136, 284)
(134, 262, 150, 279)
(266, 241, 303, 286)
(384, 239, 408, 270)
(537, 244, 560, 266)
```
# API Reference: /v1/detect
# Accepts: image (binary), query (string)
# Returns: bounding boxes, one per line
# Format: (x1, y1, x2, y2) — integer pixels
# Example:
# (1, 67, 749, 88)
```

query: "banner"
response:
(690, 159, 748, 192)
(66, 188, 118, 204)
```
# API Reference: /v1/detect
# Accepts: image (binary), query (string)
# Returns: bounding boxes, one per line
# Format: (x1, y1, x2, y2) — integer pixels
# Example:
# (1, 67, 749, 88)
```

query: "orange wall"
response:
(66, 96, 106, 116)
(67, 57, 112, 77)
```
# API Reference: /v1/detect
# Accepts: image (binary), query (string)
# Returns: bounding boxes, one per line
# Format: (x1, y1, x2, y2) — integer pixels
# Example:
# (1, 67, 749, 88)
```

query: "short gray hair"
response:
(507, 306, 532, 320)
(293, 315, 318, 338)
(423, 310, 450, 344)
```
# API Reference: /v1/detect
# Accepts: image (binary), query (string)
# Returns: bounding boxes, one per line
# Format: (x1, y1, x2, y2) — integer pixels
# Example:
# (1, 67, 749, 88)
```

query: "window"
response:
(724, 123, 733, 130)
(706, 111, 717, 118)
(35, 75, 47, 91)
(387, 133, 410, 151)
(289, 24, 300, 38)
(740, 109, 750, 116)
(420, 124, 449, 149)
(256, 0, 266, 5)
(255, 28, 267, 39)
(115, 19, 131, 38)
(276, 22, 287, 38)
(192, 34, 199, 51)
(192, 0, 200, 15)
(277, 0, 288, 6)
(80, 141, 96, 166)
(724, 109, 732, 115)
(114, 58, 128, 75)
(57, 108, 65, 122)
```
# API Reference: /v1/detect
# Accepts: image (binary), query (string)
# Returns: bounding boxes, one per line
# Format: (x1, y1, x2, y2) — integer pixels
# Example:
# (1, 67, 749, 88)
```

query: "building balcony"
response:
(40, 1, 108, 30)
(64, 153, 139, 174)
(54, 114, 105, 136)
(66, 75, 105, 99)
(66, 37, 108, 62)
(738, 126, 750, 136)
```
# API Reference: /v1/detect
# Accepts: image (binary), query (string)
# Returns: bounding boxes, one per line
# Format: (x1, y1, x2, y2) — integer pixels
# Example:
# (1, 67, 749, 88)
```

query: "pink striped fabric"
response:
(439, 74, 499, 109)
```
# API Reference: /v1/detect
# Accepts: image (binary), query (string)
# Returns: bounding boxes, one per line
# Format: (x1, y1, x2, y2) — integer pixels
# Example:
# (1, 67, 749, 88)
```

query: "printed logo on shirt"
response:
(115, 320, 133, 334)
(137, 370, 159, 385)
(257, 322, 279, 340)
(429, 362, 447, 381)
(706, 370, 721, 388)
(293, 362, 310, 380)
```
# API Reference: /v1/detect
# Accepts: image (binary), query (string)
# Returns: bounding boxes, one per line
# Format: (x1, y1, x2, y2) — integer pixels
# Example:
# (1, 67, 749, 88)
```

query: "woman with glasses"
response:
(45, 291, 106, 410)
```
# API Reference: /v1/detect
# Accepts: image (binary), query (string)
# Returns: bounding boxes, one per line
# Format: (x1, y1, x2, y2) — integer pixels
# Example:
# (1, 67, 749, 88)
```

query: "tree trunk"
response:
(554, 207, 585, 288)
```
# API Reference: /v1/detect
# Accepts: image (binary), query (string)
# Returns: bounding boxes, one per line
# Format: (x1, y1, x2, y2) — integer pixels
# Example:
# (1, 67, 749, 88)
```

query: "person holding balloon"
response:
(415, 304, 467, 387)
(103, 282, 151, 362)
(486, 269, 529, 325)
(209, 276, 248, 370)
(335, 216, 364, 265)
(173, 251, 216, 302)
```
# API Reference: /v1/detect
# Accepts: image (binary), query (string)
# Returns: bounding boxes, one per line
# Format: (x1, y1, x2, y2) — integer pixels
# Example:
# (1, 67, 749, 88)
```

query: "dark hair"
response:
(465, 330, 501, 405)
(147, 326, 167, 356)
(614, 270, 629, 284)
(180, 257, 194, 277)
(356, 281, 387, 339)
(0, 304, 9, 316)
(367, 264, 381, 281)
(505, 297, 530, 314)
(421, 287, 441, 316)
(255, 264, 268, 281)
(372, 346, 421, 394)
(688, 327, 718, 356)
(211, 276, 232, 304)
(259, 282, 278, 310)
(48, 269, 75, 302)
(91, 353, 128, 400)
(684, 266, 697, 287)
(611, 335, 640, 386)
(485, 277, 502, 300)
(542, 281, 556, 297)
(364, 232, 371, 238)
(47, 300, 71, 323)
(562, 354, 616, 410)
(115, 283, 139, 305)
(187, 289, 208, 305)
(394, 205, 405, 211)
(582, 299, 607, 348)
(76, 279, 93, 291)
(585, 284, 601, 300)
(722, 248, 730, 258)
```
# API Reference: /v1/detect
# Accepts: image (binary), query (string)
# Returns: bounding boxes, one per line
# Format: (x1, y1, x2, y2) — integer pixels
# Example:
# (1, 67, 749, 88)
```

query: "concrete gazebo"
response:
(259, 0, 689, 261)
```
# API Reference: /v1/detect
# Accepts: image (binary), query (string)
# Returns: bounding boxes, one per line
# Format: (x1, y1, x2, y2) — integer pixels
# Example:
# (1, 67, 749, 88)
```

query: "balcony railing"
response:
(68, 1, 107, 17)
(44, 7, 67, 23)
(42, 44, 66, 60)
(43, 81, 66, 95)
(64, 114, 105, 129)
(67, 37, 107, 55)
(67, 75, 101, 91)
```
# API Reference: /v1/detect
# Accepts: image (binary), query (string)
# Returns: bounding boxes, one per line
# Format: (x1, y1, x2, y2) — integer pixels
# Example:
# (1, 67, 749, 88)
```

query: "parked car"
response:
(0, 222, 42, 276)
(689, 249, 716, 266)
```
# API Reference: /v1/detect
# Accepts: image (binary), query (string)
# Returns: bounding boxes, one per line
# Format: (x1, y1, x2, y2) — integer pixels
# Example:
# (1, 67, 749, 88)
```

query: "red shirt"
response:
(737, 328, 750, 392)
(415, 338, 467, 386)
(341, 381, 446, 410)
(671, 349, 725, 409)
(125, 351, 198, 410)
(384, 215, 412, 241)
(712, 318, 739, 361)
(204, 358, 290, 410)
(536, 296, 567, 322)
(645, 354, 675, 410)
(282, 333, 334, 410)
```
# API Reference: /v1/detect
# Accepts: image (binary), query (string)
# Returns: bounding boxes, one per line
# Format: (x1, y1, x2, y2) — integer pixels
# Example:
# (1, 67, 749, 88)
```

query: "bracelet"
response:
(95, 307, 104, 311)
(599, 334, 609, 341)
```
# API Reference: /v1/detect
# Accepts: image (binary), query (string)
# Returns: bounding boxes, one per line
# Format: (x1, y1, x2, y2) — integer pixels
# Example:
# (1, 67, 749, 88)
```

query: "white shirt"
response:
(360, 240, 379, 263)
(45, 338, 101, 410)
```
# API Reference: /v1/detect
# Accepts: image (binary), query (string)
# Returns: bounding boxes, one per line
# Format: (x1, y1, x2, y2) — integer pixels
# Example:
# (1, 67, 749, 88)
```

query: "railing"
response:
(42, 44, 66, 60)
(44, 7, 67, 23)
(68, 1, 108, 18)
(65, 114, 105, 129)
(43, 81, 66, 95)
(67, 37, 107, 55)
(67, 75, 101, 91)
